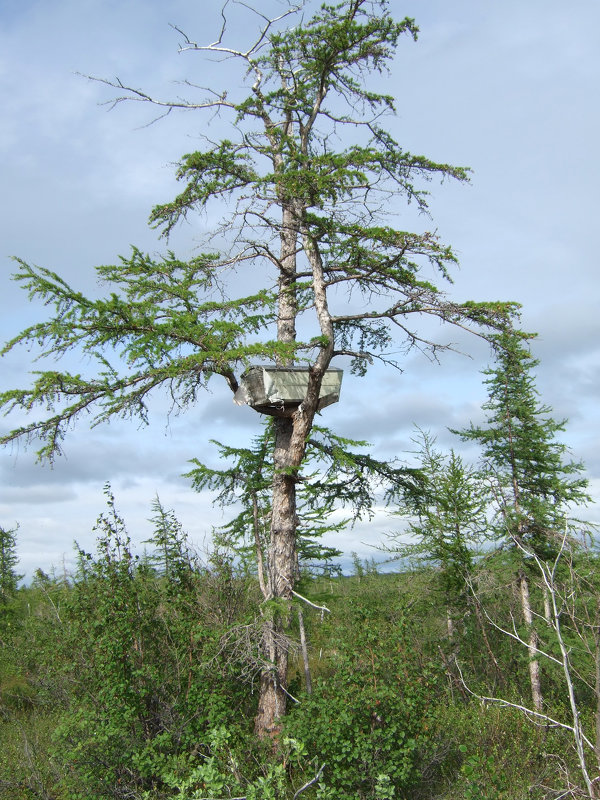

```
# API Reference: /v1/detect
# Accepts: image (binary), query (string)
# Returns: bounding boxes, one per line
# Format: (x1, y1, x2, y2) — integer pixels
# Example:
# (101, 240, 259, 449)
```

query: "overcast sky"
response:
(1, 0, 599, 578)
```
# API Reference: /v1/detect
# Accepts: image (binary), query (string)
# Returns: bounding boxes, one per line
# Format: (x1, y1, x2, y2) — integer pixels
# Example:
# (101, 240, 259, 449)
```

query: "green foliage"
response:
(149, 6, 452, 232)
(351, 551, 365, 579)
(1, 0, 519, 740)
(50, 487, 257, 799)
(0, 524, 21, 604)
(388, 429, 489, 610)
(458, 746, 508, 800)
(149, 727, 309, 800)
(142, 495, 196, 588)
(0, 2, 557, 790)
(0, 251, 286, 461)
(187, 420, 420, 580)
(286, 592, 440, 799)
(0, 525, 22, 637)
(0, 711, 63, 799)
(455, 328, 590, 558)
(429, 701, 552, 800)
(0, 0, 518, 463)
(3, 545, 600, 799)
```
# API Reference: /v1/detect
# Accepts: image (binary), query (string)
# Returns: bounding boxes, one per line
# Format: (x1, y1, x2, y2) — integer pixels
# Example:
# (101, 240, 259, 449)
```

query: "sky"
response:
(1, 0, 599, 579)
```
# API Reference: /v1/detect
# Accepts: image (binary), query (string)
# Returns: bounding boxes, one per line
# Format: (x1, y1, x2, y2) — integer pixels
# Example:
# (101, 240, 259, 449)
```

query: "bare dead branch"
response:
(293, 762, 327, 799)
(171, 2, 303, 60)
(78, 73, 235, 117)
(290, 587, 331, 615)
(455, 661, 595, 752)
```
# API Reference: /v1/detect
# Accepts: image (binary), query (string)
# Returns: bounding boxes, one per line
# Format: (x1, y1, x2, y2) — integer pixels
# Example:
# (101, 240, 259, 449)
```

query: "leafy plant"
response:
(286, 594, 439, 799)
(52, 488, 255, 799)
(458, 746, 509, 800)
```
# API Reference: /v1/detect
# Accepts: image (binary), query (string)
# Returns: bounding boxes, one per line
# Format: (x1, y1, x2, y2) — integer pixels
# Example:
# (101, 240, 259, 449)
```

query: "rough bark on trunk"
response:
(254, 197, 334, 735)
(253, 378, 326, 734)
(254, 191, 302, 736)
(254, 416, 296, 735)
(518, 569, 543, 712)
(255, 615, 286, 737)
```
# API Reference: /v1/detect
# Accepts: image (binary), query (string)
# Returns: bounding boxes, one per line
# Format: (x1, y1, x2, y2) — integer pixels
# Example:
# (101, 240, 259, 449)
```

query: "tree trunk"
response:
(254, 416, 296, 735)
(254, 380, 324, 734)
(298, 607, 312, 695)
(254, 192, 302, 736)
(251, 490, 269, 600)
(255, 618, 288, 737)
(471, 592, 504, 688)
(594, 613, 600, 771)
(518, 569, 543, 712)
(254, 200, 334, 735)
(446, 607, 455, 641)
(542, 584, 552, 624)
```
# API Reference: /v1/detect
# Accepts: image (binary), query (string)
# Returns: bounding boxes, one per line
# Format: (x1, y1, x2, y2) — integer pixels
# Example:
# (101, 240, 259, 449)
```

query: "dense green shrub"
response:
(286, 594, 441, 799)
(430, 701, 560, 800)
(3, 523, 599, 799)
(50, 492, 259, 799)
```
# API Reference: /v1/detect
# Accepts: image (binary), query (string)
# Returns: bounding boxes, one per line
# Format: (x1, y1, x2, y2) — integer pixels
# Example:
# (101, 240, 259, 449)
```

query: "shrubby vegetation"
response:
(1, 471, 599, 798)
(2, 227, 595, 799)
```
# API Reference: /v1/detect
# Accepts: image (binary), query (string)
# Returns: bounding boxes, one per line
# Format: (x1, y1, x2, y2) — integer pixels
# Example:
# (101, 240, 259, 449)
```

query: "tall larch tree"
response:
(0, 0, 517, 733)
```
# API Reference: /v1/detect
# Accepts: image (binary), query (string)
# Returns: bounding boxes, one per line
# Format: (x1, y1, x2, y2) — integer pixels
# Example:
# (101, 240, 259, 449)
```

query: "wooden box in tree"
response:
(234, 365, 343, 415)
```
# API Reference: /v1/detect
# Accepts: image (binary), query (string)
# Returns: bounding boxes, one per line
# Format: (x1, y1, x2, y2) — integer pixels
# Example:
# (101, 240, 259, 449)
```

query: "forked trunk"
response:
(254, 194, 333, 735)
(254, 194, 301, 737)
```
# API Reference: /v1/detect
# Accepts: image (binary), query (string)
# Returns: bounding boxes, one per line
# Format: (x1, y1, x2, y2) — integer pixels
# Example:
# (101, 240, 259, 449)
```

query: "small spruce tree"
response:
(0, 525, 22, 605)
(456, 329, 589, 557)
(454, 327, 590, 711)
(387, 430, 489, 637)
